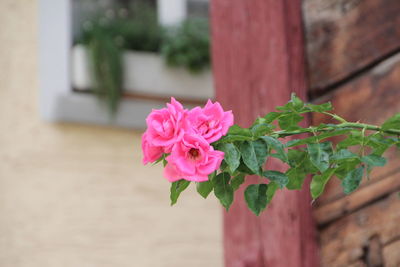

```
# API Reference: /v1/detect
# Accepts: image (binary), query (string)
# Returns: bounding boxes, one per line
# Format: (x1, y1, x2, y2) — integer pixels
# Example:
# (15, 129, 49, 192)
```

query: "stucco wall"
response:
(0, 1, 222, 266)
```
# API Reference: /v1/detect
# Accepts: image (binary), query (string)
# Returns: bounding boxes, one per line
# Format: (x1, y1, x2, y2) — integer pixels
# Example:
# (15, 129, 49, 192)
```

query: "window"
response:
(38, 0, 212, 129)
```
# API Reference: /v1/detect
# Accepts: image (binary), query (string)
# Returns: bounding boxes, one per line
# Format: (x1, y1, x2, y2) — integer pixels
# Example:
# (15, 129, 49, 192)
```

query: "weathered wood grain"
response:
(382, 239, 400, 267)
(347, 260, 367, 267)
(303, 0, 400, 91)
(319, 192, 400, 267)
(211, 0, 318, 266)
(365, 235, 384, 267)
(312, 53, 400, 208)
(314, 170, 400, 225)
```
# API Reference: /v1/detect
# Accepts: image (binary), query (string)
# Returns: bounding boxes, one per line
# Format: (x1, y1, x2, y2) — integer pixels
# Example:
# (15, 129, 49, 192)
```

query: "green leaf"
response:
(342, 166, 364, 194)
(286, 137, 321, 148)
(216, 124, 253, 143)
(244, 184, 268, 216)
(263, 170, 288, 188)
(286, 150, 318, 190)
(270, 153, 289, 163)
(231, 173, 245, 191)
(287, 150, 314, 171)
(361, 154, 387, 167)
(290, 93, 304, 110)
(361, 154, 387, 176)
(266, 182, 279, 203)
(162, 157, 167, 167)
(218, 135, 253, 143)
(310, 168, 336, 199)
(331, 149, 359, 161)
(381, 113, 400, 131)
(260, 136, 288, 163)
(263, 112, 282, 123)
(317, 129, 352, 141)
(237, 161, 255, 174)
(196, 180, 213, 199)
(335, 158, 361, 179)
(286, 167, 307, 190)
(239, 141, 259, 174)
(278, 113, 303, 130)
(152, 153, 167, 165)
(276, 93, 304, 113)
(170, 180, 191, 205)
(252, 117, 268, 125)
(217, 143, 241, 173)
(213, 172, 233, 211)
(307, 142, 332, 172)
(251, 123, 274, 137)
(367, 136, 393, 155)
(239, 141, 267, 175)
(304, 102, 332, 113)
(253, 140, 270, 170)
(220, 160, 229, 172)
(227, 124, 253, 137)
(337, 132, 363, 149)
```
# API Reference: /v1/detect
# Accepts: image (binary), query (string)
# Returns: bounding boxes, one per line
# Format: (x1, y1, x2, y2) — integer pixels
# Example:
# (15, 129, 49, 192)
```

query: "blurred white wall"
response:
(0, 1, 222, 266)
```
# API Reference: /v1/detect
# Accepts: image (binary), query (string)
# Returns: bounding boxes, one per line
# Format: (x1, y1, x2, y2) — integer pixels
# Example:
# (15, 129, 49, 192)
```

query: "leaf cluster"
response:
(169, 94, 400, 216)
(78, 2, 211, 114)
(161, 18, 210, 73)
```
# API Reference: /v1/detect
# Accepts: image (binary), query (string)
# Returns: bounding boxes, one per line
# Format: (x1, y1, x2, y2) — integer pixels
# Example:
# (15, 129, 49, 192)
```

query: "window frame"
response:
(38, 0, 170, 129)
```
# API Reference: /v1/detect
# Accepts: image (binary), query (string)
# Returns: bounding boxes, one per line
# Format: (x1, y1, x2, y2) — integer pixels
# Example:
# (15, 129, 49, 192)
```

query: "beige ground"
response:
(0, 1, 222, 266)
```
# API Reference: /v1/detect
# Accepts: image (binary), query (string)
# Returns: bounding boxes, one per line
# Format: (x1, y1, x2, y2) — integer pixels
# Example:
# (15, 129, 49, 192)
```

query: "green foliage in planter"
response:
(79, 2, 163, 53)
(115, 2, 163, 52)
(78, 2, 163, 114)
(77, 2, 211, 114)
(83, 20, 123, 114)
(161, 18, 210, 73)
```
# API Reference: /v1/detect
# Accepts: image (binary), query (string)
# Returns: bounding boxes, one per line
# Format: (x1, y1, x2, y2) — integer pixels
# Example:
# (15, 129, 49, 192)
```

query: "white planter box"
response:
(71, 45, 214, 99)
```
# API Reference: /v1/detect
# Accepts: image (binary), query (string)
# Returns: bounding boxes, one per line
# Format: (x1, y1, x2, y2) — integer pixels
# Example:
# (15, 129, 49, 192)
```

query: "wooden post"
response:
(210, 0, 319, 266)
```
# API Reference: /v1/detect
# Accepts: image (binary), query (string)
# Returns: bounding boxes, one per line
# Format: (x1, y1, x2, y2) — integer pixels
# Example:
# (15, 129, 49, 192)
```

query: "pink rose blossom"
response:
(164, 133, 224, 182)
(187, 100, 234, 143)
(145, 97, 187, 153)
(142, 131, 164, 165)
(142, 98, 234, 182)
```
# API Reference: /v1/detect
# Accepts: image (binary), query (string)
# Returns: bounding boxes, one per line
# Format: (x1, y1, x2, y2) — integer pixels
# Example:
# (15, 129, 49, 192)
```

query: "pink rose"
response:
(145, 97, 187, 153)
(187, 100, 234, 143)
(142, 131, 164, 165)
(164, 133, 224, 182)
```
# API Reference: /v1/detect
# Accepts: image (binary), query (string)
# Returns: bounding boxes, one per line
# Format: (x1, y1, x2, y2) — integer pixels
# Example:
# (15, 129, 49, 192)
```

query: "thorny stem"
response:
(322, 112, 347, 123)
(359, 126, 366, 157)
(274, 122, 400, 138)
(339, 122, 400, 136)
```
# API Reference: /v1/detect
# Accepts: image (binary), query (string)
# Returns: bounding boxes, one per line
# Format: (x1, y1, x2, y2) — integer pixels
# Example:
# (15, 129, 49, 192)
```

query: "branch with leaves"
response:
(142, 95, 400, 216)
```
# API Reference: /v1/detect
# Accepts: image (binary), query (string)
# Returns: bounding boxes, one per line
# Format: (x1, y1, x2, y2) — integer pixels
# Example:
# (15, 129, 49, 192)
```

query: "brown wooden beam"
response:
(319, 192, 400, 267)
(210, 0, 319, 266)
(304, 0, 400, 92)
